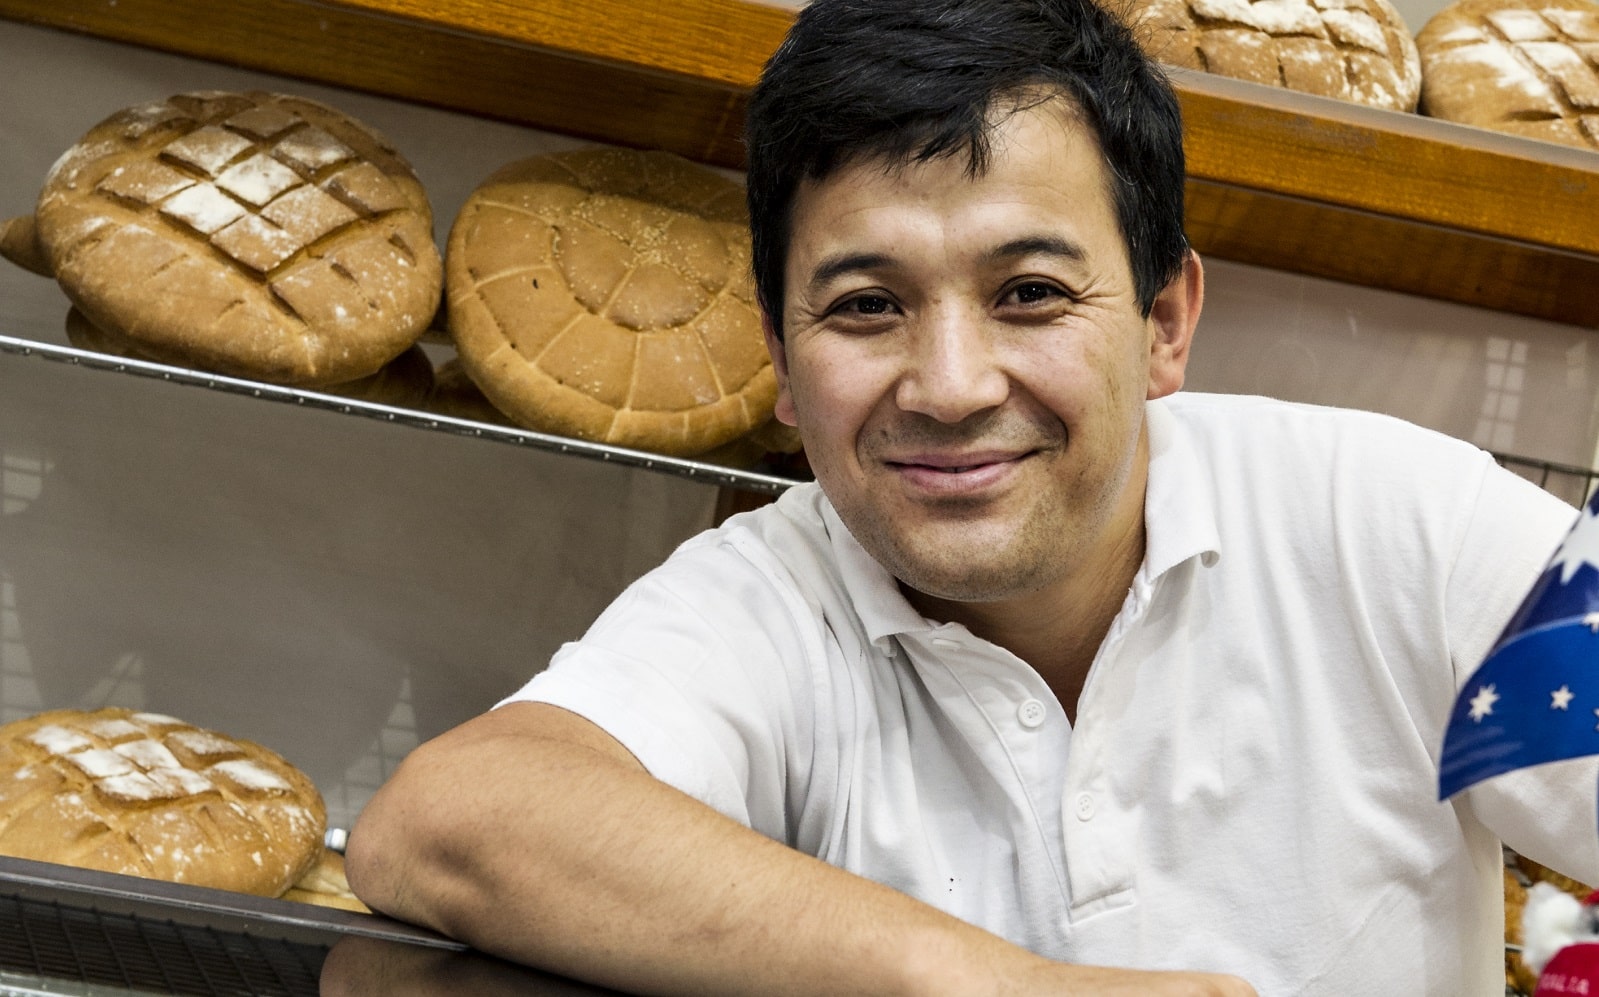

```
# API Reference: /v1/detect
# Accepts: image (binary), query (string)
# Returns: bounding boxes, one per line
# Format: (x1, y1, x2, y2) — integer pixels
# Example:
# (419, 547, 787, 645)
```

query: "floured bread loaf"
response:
(445, 148, 776, 458)
(281, 847, 370, 913)
(1131, 0, 1422, 110)
(29, 90, 442, 386)
(63, 307, 435, 409)
(1417, 0, 1599, 149)
(0, 707, 325, 897)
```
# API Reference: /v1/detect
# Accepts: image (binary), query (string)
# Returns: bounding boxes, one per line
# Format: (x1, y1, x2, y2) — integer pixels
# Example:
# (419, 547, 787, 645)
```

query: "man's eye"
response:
(840, 295, 893, 316)
(1009, 282, 1059, 305)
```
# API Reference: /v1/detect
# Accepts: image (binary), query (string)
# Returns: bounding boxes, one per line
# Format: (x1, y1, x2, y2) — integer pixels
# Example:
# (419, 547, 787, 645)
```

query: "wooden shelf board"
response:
(4, 0, 1598, 326)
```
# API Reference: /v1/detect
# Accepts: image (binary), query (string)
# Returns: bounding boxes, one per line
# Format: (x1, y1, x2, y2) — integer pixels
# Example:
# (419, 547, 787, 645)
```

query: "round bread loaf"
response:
(445, 148, 776, 457)
(281, 847, 370, 913)
(63, 307, 435, 409)
(1131, 0, 1422, 110)
(1416, 0, 1599, 149)
(32, 90, 442, 387)
(0, 707, 325, 897)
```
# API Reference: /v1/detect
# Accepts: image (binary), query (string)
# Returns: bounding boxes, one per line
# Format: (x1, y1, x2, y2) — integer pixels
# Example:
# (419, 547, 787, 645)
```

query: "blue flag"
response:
(1439, 489, 1599, 800)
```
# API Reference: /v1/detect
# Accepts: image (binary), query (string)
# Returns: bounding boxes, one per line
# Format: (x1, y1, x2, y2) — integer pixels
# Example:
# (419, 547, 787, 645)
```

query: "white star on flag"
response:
(1468, 684, 1499, 722)
(1550, 502, 1599, 584)
(1552, 685, 1575, 710)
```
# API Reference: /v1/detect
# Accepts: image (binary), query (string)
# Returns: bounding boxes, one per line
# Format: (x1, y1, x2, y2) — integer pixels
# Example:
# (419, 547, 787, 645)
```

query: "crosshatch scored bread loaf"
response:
(1130, 0, 1422, 110)
(31, 90, 442, 387)
(445, 148, 777, 458)
(0, 707, 326, 898)
(1417, 0, 1599, 149)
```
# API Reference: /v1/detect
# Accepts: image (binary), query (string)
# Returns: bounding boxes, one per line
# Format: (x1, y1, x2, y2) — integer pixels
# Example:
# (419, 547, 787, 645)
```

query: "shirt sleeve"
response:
(496, 537, 810, 839)
(1448, 460, 1599, 885)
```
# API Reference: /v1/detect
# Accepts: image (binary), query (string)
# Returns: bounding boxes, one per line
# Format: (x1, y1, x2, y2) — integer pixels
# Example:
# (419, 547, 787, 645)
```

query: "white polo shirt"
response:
(505, 392, 1597, 996)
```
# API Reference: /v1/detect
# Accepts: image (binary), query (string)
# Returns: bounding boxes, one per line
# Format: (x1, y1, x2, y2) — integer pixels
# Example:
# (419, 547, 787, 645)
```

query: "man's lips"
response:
(885, 449, 1032, 471)
(882, 450, 1034, 491)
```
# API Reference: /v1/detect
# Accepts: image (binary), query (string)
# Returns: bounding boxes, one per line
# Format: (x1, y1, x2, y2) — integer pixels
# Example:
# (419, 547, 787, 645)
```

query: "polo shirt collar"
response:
(815, 397, 1221, 651)
(1142, 396, 1221, 581)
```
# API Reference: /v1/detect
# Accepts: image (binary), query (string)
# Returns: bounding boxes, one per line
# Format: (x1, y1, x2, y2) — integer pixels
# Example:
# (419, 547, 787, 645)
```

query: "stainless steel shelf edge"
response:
(0, 854, 464, 950)
(0, 334, 806, 496)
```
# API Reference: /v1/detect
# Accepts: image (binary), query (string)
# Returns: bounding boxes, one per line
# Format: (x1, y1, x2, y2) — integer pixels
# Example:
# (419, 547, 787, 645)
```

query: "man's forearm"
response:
(346, 702, 1252, 997)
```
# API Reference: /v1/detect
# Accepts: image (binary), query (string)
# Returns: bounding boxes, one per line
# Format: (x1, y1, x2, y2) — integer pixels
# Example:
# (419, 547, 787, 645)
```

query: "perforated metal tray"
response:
(0, 856, 613, 996)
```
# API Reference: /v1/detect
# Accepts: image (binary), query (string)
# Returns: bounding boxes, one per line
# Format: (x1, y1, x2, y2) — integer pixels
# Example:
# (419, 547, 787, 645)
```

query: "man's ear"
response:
(1147, 249, 1203, 401)
(763, 314, 798, 427)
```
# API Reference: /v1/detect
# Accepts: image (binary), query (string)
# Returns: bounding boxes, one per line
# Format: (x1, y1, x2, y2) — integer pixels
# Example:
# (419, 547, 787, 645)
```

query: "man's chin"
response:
(888, 547, 1053, 607)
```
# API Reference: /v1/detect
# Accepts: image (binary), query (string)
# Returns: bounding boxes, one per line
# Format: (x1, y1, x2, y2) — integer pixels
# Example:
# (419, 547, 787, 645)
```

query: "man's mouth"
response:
(888, 450, 1030, 472)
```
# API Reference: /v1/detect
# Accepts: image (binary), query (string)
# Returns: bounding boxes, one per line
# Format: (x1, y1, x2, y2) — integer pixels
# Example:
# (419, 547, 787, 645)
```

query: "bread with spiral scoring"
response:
(445, 147, 775, 457)
(0, 707, 325, 897)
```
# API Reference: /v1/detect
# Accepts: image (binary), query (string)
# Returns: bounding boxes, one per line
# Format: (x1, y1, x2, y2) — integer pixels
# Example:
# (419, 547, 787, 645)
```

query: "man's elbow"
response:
(344, 748, 441, 924)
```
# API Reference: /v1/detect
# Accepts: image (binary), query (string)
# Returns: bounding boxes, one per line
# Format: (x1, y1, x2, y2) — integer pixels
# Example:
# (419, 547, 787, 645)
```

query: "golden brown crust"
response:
(64, 307, 434, 408)
(445, 147, 775, 457)
(280, 848, 370, 913)
(33, 90, 442, 387)
(426, 356, 514, 426)
(1417, 0, 1599, 150)
(1128, 0, 1422, 110)
(0, 707, 325, 897)
(0, 214, 52, 277)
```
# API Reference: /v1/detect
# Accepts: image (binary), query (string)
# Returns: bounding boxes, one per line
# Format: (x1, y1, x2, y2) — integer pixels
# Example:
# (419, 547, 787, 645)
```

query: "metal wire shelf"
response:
(0, 334, 806, 498)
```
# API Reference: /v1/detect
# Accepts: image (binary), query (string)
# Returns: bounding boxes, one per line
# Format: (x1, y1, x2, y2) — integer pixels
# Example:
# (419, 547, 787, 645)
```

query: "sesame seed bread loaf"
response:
(445, 148, 776, 458)
(0, 707, 325, 898)
(1416, 0, 1599, 149)
(30, 90, 442, 387)
(1131, 0, 1422, 110)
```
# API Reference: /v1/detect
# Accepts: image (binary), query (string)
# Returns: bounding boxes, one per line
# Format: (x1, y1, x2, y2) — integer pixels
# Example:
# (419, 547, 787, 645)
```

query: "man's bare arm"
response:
(345, 701, 1254, 997)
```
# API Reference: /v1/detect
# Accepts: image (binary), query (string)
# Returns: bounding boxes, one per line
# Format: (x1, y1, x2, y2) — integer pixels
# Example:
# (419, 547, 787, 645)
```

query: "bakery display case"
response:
(1, 1, 1597, 994)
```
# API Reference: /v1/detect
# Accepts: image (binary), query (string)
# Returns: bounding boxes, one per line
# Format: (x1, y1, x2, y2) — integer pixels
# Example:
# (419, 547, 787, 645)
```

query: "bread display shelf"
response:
(0, 334, 802, 496)
(2, 0, 1598, 328)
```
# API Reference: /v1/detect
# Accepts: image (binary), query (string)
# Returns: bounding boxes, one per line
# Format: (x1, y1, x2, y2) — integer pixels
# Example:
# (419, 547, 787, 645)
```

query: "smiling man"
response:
(772, 98, 1192, 717)
(346, 1, 1596, 994)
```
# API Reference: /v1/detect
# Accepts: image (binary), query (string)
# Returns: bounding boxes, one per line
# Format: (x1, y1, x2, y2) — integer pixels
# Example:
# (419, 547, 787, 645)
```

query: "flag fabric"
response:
(1439, 488, 1599, 800)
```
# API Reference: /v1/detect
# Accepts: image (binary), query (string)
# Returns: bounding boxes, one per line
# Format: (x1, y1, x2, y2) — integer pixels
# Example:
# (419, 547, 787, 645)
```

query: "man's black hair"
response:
(744, 0, 1188, 334)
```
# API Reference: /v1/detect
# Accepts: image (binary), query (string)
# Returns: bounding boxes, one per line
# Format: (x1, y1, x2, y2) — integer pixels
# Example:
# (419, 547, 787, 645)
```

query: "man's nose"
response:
(893, 310, 1009, 423)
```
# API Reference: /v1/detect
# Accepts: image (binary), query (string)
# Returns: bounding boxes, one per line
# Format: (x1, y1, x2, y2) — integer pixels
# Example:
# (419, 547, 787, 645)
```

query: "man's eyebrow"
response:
(805, 252, 894, 292)
(982, 235, 1087, 265)
(802, 236, 1087, 292)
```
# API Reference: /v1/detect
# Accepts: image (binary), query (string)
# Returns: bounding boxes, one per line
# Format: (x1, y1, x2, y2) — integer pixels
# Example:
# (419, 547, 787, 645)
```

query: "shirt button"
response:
(1017, 699, 1046, 729)
(1074, 792, 1096, 821)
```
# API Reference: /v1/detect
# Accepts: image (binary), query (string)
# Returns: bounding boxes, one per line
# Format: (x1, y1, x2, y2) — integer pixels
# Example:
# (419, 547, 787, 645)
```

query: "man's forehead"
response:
(796, 95, 1103, 200)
